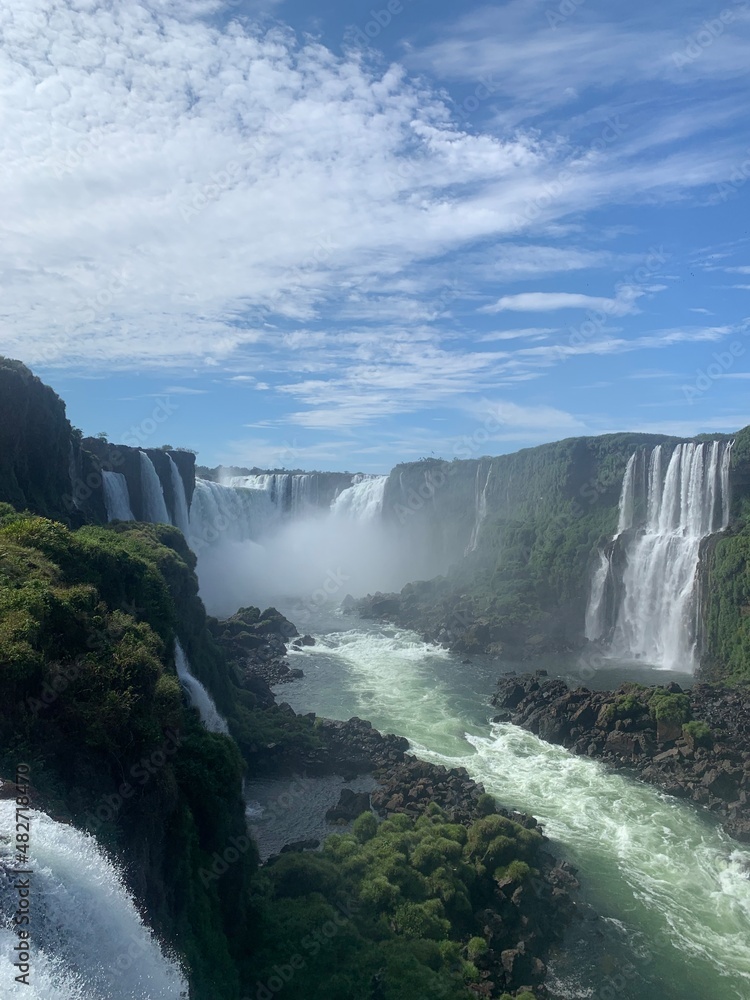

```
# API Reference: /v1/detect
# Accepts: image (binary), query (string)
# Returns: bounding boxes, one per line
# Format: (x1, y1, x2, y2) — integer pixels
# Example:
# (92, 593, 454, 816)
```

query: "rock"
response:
(280, 839, 320, 853)
(301, 635, 316, 646)
(702, 767, 741, 801)
(325, 789, 371, 822)
(606, 731, 638, 756)
(656, 719, 683, 744)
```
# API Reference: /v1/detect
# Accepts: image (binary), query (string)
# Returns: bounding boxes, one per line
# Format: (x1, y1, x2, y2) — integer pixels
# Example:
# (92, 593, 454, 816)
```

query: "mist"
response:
(194, 510, 420, 619)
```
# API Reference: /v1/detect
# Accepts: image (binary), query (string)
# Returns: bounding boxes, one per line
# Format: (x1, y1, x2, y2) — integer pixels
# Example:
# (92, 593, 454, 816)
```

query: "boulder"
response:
(325, 789, 371, 822)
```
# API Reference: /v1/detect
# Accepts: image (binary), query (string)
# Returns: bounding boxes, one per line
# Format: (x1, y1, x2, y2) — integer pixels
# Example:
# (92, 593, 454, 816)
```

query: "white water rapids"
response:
(0, 801, 186, 999)
(277, 610, 750, 1000)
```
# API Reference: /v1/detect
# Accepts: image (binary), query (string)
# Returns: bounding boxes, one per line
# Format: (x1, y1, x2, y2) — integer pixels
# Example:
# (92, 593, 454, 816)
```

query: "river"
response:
(264, 603, 750, 1000)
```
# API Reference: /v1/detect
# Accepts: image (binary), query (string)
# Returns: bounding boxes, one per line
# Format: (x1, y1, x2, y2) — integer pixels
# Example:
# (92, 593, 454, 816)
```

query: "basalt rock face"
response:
(492, 674, 750, 842)
(0, 357, 105, 524)
(355, 580, 585, 660)
(83, 437, 195, 524)
(699, 425, 750, 683)
(364, 434, 678, 658)
(208, 605, 300, 687)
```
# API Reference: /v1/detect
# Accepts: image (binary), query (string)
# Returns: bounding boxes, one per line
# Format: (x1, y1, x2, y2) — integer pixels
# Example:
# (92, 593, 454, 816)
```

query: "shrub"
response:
(648, 690, 691, 724)
(353, 811, 378, 843)
(682, 720, 713, 747)
(476, 792, 497, 816)
(467, 936, 487, 960)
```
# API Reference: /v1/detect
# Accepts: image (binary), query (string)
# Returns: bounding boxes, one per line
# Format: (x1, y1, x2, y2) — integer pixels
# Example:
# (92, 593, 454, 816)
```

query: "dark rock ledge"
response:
(492, 673, 750, 843)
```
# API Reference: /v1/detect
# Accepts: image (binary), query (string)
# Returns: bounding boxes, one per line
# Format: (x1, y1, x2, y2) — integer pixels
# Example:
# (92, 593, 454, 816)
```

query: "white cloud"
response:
(162, 385, 209, 394)
(481, 291, 638, 316)
(478, 327, 557, 342)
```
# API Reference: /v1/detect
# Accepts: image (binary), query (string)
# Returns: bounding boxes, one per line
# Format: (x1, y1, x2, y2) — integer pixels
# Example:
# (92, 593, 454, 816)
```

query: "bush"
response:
(353, 811, 378, 843)
(603, 692, 647, 722)
(467, 936, 487, 960)
(476, 792, 497, 816)
(648, 690, 691, 724)
(683, 720, 713, 747)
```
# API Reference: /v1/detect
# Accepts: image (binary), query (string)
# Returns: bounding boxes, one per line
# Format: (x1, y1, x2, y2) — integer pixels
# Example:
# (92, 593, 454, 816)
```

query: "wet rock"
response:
(280, 839, 320, 853)
(326, 789, 371, 822)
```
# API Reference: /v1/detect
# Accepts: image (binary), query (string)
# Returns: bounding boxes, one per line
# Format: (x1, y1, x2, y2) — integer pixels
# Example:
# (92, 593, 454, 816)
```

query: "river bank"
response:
(491, 673, 750, 843)
(246, 684, 582, 997)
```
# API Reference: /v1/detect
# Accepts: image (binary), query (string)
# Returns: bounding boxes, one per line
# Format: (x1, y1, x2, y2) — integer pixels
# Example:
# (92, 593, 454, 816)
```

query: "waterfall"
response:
(330, 476, 387, 520)
(587, 440, 732, 670)
(0, 801, 186, 999)
(226, 473, 318, 516)
(101, 471, 135, 522)
(168, 457, 190, 536)
(584, 550, 611, 641)
(174, 639, 229, 734)
(188, 479, 279, 549)
(138, 453, 171, 525)
(616, 452, 637, 533)
(465, 463, 492, 554)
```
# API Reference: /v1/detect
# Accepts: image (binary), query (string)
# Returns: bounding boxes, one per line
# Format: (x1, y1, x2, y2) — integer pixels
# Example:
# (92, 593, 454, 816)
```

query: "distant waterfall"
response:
(227, 473, 319, 515)
(0, 801, 186, 999)
(168, 457, 190, 535)
(174, 639, 229, 734)
(102, 471, 135, 522)
(587, 440, 732, 671)
(465, 463, 492, 554)
(188, 479, 279, 549)
(138, 453, 170, 525)
(330, 475, 387, 520)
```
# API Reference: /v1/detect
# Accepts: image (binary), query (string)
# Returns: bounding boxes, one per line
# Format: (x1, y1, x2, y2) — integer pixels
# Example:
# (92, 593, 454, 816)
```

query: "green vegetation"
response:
(0, 511, 256, 998)
(699, 425, 750, 683)
(603, 691, 648, 723)
(247, 807, 543, 1000)
(647, 690, 691, 725)
(388, 434, 679, 653)
(683, 720, 713, 747)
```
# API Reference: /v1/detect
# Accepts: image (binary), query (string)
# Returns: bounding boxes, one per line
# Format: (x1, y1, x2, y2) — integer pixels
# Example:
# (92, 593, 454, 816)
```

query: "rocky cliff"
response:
(0, 357, 106, 524)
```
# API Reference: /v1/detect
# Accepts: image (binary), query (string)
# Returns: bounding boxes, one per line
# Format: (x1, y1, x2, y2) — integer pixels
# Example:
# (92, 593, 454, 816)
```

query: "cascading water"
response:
(138, 453, 171, 525)
(587, 440, 732, 670)
(226, 473, 319, 516)
(465, 463, 492, 554)
(168, 457, 190, 536)
(188, 479, 278, 548)
(330, 475, 386, 520)
(174, 639, 229, 734)
(584, 549, 611, 641)
(0, 801, 187, 999)
(274, 612, 750, 1000)
(101, 471, 135, 522)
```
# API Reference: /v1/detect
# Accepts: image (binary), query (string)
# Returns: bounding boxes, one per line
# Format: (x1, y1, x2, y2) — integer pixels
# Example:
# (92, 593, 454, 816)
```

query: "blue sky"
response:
(2, 0, 749, 471)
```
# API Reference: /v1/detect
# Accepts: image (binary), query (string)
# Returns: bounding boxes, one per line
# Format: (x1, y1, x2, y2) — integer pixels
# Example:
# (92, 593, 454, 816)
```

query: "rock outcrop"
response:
(492, 673, 750, 842)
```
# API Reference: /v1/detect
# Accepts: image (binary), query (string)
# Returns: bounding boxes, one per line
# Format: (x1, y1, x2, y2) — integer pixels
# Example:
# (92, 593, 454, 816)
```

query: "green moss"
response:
(0, 514, 256, 999)
(648, 690, 691, 724)
(248, 807, 548, 999)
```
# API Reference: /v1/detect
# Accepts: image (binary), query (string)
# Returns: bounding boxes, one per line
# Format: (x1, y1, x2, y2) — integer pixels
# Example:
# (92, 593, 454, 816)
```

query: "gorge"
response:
(2, 357, 750, 999)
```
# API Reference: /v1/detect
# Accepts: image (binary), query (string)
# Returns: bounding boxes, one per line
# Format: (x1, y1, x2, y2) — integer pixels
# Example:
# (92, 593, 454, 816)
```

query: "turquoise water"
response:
(275, 606, 750, 1000)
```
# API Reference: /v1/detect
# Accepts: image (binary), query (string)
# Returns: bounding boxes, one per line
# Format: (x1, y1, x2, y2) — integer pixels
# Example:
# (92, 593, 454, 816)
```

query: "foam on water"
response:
(0, 802, 187, 999)
(285, 618, 750, 1000)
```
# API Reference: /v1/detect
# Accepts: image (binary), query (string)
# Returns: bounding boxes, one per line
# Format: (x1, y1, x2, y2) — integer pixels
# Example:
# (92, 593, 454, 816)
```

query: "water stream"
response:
(274, 606, 750, 1000)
